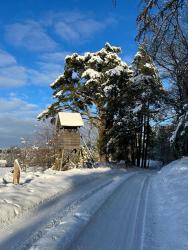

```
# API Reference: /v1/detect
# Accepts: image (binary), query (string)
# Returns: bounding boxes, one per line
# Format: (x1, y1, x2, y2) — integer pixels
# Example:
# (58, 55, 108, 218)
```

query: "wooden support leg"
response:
(60, 149, 64, 171)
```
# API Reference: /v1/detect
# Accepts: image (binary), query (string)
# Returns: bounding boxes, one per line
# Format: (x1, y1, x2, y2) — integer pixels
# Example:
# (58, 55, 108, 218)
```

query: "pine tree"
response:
(107, 46, 165, 166)
(38, 43, 131, 161)
(130, 46, 166, 167)
(106, 82, 136, 164)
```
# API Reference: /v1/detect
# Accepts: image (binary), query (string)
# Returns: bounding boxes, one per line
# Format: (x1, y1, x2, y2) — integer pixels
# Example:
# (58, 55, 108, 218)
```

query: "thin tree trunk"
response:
(144, 114, 150, 168)
(131, 133, 136, 166)
(97, 116, 107, 162)
(137, 115, 143, 167)
(141, 115, 146, 168)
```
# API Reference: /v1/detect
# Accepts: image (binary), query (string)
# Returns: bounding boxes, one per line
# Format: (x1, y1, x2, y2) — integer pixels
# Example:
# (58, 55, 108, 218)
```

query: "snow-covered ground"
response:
(0, 158, 187, 250)
(0, 167, 130, 250)
(144, 157, 188, 250)
(0, 167, 12, 178)
(0, 167, 124, 229)
(68, 158, 188, 250)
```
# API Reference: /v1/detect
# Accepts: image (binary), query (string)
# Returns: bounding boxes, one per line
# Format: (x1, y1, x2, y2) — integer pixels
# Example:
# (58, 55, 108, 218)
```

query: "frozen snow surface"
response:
(0, 167, 130, 250)
(144, 157, 188, 250)
(159, 156, 188, 176)
(0, 167, 116, 228)
(0, 158, 187, 250)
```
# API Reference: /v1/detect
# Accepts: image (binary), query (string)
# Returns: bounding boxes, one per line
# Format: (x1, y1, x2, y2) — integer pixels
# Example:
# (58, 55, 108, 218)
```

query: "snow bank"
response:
(148, 157, 188, 250)
(0, 167, 115, 229)
(159, 157, 188, 177)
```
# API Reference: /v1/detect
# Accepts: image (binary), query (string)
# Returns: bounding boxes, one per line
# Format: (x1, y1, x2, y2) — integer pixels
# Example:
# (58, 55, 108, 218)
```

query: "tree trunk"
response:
(137, 115, 143, 167)
(141, 115, 146, 168)
(97, 116, 107, 162)
(144, 114, 150, 168)
(131, 137, 136, 166)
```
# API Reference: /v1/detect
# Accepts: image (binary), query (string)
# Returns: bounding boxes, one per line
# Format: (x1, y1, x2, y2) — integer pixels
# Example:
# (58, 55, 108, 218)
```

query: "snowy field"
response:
(0, 158, 187, 250)
(0, 166, 126, 229)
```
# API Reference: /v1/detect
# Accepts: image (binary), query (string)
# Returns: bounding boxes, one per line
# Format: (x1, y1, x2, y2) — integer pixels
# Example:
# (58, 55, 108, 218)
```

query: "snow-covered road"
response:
(0, 170, 154, 250)
(0, 170, 132, 250)
(68, 172, 151, 250)
(1, 158, 188, 250)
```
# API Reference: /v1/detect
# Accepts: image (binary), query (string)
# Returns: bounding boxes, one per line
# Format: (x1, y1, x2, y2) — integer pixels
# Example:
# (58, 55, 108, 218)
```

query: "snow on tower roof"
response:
(57, 112, 84, 127)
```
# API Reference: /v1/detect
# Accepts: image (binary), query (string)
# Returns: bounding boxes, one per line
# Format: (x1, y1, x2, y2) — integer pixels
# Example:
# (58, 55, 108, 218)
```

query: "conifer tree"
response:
(107, 46, 165, 166)
(131, 46, 166, 167)
(97, 46, 165, 167)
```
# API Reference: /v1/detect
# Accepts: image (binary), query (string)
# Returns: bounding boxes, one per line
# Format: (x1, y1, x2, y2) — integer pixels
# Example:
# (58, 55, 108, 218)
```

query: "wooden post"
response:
(13, 159, 21, 184)
(60, 149, 64, 170)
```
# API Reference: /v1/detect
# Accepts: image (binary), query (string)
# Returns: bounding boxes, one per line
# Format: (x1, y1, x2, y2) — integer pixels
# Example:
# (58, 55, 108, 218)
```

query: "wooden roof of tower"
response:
(56, 112, 84, 128)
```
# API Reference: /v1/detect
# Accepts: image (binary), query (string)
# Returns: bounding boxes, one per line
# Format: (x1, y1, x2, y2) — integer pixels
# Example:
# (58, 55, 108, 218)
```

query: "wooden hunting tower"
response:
(56, 112, 84, 149)
(55, 112, 84, 170)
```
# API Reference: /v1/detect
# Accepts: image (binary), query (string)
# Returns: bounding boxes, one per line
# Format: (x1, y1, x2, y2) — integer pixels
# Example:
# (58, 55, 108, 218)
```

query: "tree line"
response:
(38, 0, 188, 167)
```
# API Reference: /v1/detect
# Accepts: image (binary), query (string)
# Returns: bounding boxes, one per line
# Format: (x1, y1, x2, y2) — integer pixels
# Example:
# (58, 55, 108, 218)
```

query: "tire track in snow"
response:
(130, 176, 151, 250)
(0, 171, 131, 250)
(68, 172, 153, 250)
(28, 173, 136, 250)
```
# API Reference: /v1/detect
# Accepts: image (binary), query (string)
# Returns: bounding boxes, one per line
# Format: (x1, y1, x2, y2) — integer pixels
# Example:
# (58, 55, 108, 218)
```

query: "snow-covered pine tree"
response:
(107, 46, 165, 166)
(106, 80, 136, 163)
(130, 45, 166, 167)
(38, 43, 131, 161)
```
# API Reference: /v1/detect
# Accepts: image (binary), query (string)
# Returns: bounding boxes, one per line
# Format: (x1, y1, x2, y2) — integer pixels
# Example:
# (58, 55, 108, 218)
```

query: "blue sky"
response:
(0, 0, 140, 147)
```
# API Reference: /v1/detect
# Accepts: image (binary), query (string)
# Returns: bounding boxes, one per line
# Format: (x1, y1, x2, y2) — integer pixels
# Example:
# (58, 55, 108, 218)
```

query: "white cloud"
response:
(42, 11, 117, 43)
(0, 97, 40, 148)
(28, 62, 63, 86)
(75, 19, 109, 37)
(4, 11, 117, 52)
(5, 21, 57, 51)
(0, 49, 16, 66)
(0, 49, 27, 88)
(37, 62, 63, 72)
(0, 48, 67, 87)
(40, 51, 70, 63)
(0, 65, 27, 88)
(54, 14, 117, 42)
(55, 22, 80, 41)
(32, 51, 71, 85)
(0, 97, 37, 113)
(0, 12, 119, 88)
